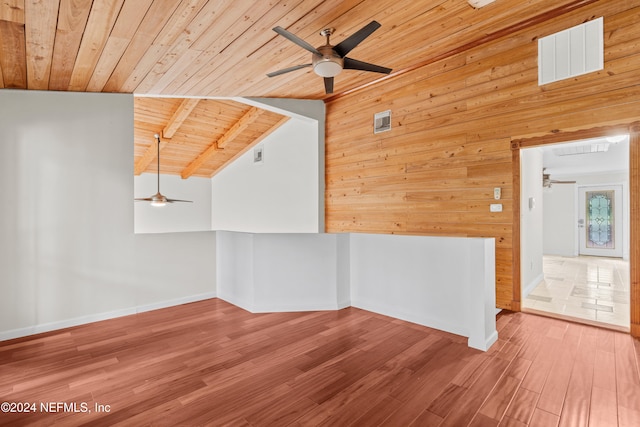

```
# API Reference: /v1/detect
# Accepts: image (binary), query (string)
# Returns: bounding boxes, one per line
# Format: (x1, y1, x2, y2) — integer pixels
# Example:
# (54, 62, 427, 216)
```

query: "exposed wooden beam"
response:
(210, 116, 289, 178)
(134, 138, 168, 175)
(163, 98, 200, 139)
(181, 107, 264, 179)
(217, 107, 263, 149)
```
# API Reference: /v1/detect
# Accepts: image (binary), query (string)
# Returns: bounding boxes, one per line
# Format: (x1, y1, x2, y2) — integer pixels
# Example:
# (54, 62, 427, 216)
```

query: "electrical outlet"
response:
(494, 187, 501, 200)
(490, 204, 503, 212)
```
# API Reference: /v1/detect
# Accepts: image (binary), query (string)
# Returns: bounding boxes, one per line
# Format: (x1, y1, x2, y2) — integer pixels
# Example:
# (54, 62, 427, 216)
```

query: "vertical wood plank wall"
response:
(325, 1, 640, 313)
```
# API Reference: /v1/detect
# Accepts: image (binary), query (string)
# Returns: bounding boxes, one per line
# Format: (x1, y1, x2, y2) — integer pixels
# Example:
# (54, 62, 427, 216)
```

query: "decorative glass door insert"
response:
(578, 185, 623, 258)
(586, 190, 615, 249)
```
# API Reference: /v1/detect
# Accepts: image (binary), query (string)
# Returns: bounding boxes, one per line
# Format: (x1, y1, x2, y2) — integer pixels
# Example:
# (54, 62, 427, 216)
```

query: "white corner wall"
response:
(135, 174, 212, 233)
(211, 117, 320, 233)
(216, 231, 497, 351)
(520, 148, 544, 297)
(0, 90, 216, 340)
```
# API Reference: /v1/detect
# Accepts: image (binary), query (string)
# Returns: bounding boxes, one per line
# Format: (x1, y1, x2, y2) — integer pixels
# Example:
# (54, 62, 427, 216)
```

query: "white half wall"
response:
(216, 231, 349, 312)
(216, 231, 497, 351)
(0, 90, 216, 341)
(349, 233, 497, 351)
(211, 116, 320, 233)
(135, 174, 212, 233)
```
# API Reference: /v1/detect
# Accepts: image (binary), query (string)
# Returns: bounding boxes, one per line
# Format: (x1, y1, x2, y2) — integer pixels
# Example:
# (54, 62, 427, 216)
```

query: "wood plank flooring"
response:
(1, 298, 639, 426)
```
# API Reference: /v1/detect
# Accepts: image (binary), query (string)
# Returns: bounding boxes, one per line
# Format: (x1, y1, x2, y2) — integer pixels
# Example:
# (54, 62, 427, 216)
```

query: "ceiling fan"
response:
(543, 169, 576, 188)
(135, 134, 192, 207)
(267, 20, 392, 94)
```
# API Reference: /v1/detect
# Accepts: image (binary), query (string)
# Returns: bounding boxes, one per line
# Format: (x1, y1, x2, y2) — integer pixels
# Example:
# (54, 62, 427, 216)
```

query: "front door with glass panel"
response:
(578, 185, 623, 257)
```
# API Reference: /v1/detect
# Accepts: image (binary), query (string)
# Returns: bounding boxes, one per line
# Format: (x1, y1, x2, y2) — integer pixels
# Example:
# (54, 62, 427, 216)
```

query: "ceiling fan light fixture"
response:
(312, 47, 343, 77)
(313, 60, 342, 77)
(134, 134, 192, 206)
(150, 193, 167, 207)
(268, 22, 390, 94)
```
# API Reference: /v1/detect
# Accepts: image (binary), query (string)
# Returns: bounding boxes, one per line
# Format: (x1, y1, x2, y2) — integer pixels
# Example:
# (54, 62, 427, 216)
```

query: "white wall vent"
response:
(374, 110, 391, 134)
(538, 17, 603, 85)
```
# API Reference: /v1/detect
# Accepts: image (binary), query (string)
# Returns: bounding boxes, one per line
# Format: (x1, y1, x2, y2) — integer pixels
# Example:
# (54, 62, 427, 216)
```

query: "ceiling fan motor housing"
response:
(312, 45, 343, 77)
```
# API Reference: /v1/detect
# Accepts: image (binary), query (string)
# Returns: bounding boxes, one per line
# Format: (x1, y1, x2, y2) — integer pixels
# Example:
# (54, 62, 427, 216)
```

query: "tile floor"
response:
(522, 255, 630, 330)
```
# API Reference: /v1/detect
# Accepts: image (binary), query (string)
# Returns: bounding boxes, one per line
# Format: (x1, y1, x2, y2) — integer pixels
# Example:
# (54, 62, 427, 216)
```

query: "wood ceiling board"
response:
(133, 97, 286, 177)
(0, 0, 599, 98)
(24, 0, 58, 90)
(0, 20, 26, 88)
(49, 0, 93, 90)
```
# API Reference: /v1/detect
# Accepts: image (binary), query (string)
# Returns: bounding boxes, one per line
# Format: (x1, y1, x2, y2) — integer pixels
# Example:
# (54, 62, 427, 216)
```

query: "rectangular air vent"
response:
(374, 110, 391, 134)
(538, 17, 603, 85)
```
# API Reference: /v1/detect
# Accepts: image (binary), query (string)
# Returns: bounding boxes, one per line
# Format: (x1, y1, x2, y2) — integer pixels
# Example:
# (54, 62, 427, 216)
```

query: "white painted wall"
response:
(211, 117, 320, 233)
(242, 97, 326, 231)
(520, 148, 544, 297)
(542, 184, 575, 256)
(134, 174, 212, 233)
(0, 90, 216, 340)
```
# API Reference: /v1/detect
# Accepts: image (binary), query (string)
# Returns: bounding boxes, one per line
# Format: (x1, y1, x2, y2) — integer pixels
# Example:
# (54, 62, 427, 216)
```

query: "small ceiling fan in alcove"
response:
(134, 134, 192, 207)
(543, 168, 576, 188)
(267, 21, 392, 94)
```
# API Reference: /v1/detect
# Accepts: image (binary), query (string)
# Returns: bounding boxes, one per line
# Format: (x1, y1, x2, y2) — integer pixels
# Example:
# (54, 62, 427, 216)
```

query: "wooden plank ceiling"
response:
(0, 0, 596, 177)
(134, 97, 287, 177)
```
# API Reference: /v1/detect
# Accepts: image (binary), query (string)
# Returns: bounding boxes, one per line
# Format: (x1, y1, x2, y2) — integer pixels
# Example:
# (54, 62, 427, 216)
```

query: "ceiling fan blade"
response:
(166, 198, 194, 203)
(550, 180, 577, 184)
(323, 77, 334, 94)
(267, 63, 311, 77)
(273, 26, 321, 55)
(134, 197, 154, 202)
(343, 57, 392, 74)
(334, 21, 381, 57)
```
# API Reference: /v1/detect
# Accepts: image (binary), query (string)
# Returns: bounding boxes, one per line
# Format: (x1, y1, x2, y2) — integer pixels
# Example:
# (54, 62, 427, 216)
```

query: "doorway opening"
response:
(520, 135, 630, 331)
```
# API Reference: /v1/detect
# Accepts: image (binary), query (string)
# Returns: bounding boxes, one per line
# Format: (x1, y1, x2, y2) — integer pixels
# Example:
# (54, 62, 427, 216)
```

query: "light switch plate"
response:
(494, 187, 501, 200)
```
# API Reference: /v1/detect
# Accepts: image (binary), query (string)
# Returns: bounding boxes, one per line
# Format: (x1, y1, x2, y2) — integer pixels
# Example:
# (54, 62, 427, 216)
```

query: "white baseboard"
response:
(469, 330, 499, 352)
(218, 291, 351, 314)
(351, 297, 466, 338)
(522, 272, 545, 299)
(0, 292, 217, 342)
(217, 291, 253, 313)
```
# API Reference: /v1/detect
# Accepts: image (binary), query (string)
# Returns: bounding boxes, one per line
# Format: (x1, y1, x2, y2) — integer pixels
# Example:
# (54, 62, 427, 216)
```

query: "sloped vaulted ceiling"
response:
(0, 0, 597, 177)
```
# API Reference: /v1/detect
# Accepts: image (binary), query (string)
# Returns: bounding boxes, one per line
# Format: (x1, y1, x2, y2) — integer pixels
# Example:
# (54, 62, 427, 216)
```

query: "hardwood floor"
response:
(1, 299, 639, 426)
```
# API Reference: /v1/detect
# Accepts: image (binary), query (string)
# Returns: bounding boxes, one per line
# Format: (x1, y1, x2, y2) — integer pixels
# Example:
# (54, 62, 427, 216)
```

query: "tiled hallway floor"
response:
(522, 255, 630, 330)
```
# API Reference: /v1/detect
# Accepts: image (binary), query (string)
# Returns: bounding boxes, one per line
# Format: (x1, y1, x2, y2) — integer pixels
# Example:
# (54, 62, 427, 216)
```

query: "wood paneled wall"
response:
(325, 1, 640, 312)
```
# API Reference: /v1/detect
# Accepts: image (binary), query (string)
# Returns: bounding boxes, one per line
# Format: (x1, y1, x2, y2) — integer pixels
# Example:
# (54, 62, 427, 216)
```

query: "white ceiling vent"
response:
(538, 17, 603, 85)
(374, 110, 391, 134)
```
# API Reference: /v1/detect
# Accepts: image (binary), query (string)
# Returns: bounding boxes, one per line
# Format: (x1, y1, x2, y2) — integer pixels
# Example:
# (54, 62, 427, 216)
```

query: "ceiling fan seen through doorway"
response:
(267, 20, 392, 94)
(135, 134, 192, 207)
(543, 168, 576, 188)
